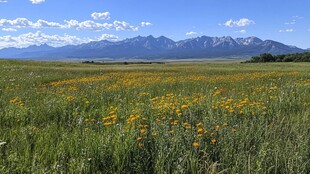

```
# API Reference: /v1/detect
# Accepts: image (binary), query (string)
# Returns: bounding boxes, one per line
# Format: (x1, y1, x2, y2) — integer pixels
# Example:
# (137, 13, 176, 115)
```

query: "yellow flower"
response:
(137, 137, 142, 141)
(232, 128, 237, 132)
(185, 125, 191, 129)
(140, 129, 146, 134)
(84, 118, 89, 122)
(223, 123, 228, 126)
(197, 128, 203, 133)
(196, 122, 203, 127)
(211, 138, 217, 144)
(192, 142, 200, 147)
(181, 105, 188, 109)
(138, 143, 144, 148)
(172, 120, 179, 125)
(197, 134, 202, 138)
(66, 96, 74, 101)
(103, 122, 113, 126)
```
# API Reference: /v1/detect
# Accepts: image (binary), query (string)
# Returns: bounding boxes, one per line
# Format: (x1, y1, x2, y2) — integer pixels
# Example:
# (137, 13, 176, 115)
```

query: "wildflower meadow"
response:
(0, 60, 309, 173)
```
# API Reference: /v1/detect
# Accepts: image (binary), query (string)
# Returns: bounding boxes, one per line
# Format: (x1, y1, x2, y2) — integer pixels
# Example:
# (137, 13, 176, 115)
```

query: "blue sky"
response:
(0, 0, 309, 49)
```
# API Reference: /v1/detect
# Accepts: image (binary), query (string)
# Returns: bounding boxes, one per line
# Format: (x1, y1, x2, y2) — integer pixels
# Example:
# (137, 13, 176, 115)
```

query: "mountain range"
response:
(0, 35, 307, 60)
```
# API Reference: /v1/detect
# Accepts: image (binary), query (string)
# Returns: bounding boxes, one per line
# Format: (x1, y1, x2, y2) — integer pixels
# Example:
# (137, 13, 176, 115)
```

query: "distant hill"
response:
(0, 35, 307, 60)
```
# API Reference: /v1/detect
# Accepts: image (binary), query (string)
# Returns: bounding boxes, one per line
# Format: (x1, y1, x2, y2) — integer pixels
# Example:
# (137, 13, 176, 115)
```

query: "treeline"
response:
(245, 52, 310, 63)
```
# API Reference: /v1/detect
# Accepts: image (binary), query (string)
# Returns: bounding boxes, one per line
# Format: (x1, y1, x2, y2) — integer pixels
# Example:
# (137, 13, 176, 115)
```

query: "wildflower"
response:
(137, 137, 142, 141)
(172, 120, 179, 125)
(223, 123, 228, 127)
(181, 105, 188, 109)
(84, 119, 89, 122)
(138, 143, 144, 148)
(196, 122, 203, 127)
(66, 96, 74, 101)
(232, 128, 237, 132)
(140, 129, 146, 134)
(211, 138, 217, 144)
(197, 128, 203, 133)
(103, 122, 113, 126)
(192, 142, 200, 147)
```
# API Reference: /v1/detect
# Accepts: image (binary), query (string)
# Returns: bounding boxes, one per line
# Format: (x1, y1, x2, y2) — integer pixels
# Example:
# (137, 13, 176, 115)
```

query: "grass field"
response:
(0, 59, 309, 173)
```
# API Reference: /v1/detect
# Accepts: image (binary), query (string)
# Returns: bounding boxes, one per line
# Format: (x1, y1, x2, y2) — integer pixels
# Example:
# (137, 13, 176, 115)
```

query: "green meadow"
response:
(0, 60, 309, 173)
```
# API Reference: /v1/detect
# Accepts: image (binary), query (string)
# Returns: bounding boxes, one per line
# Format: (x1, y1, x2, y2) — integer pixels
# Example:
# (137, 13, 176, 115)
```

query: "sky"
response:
(0, 0, 309, 49)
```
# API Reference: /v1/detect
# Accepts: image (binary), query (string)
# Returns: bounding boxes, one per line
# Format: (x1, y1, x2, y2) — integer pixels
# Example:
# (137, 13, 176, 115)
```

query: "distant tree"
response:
(244, 52, 310, 63)
(260, 53, 275, 62)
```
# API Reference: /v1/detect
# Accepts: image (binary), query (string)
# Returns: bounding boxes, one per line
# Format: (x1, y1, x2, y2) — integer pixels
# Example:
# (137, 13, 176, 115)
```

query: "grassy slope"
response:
(0, 60, 309, 173)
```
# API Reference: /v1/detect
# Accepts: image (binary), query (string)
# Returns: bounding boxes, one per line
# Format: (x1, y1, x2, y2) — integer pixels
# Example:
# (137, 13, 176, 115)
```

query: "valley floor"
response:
(0, 60, 309, 173)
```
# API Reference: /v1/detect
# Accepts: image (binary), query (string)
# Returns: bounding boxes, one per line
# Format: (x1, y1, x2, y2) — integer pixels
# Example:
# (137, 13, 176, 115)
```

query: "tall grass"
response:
(0, 60, 309, 173)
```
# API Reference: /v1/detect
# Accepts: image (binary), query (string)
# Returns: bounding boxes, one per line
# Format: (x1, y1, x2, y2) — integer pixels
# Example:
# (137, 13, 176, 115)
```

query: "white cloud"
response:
(2, 28, 16, 32)
(113, 20, 138, 31)
(223, 18, 255, 27)
(0, 0, 8, 2)
(98, 34, 119, 41)
(30, 0, 45, 4)
(285, 20, 296, 25)
(279, 29, 294, 32)
(0, 31, 120, 49)
(73, 20, 106, 31)
(235, 29, 246, 33)
(293, 15, 303, 20)
(0, 18, 32, 28)
(91, 12, 111, 20)
(33, 19, 64, 28)
(285, 15, 303, 25)
(186, 31, 197, 36)
(0, 18, 138, 31)
(141, 22, 152, 27)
